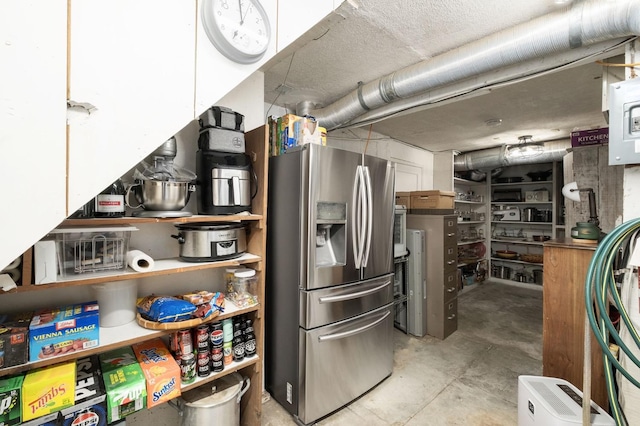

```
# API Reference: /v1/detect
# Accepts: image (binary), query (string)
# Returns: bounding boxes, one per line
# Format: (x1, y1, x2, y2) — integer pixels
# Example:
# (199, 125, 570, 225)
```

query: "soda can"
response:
(210, 347, 224, 372)
(197, 351, 211, 377)
(180, 353, 196, 384)
(195, 324, 210, 353)
(177, 329, 193, 355)
(210, 321, 224, 348)
(222, 319, 233, 343)
(223, 341, 233, 365)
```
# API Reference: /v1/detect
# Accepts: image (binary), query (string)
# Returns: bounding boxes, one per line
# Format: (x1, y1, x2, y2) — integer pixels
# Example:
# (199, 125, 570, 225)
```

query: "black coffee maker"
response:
(196, 106, 254, 215)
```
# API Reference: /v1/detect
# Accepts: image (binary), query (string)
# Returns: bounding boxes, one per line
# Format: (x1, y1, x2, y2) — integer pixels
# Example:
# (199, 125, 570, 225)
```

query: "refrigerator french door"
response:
(266, 144, 395, 425)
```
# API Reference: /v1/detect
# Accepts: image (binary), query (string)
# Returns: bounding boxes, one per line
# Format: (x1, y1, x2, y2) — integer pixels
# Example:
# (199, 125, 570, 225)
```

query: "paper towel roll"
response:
(126, 250, 155, 272)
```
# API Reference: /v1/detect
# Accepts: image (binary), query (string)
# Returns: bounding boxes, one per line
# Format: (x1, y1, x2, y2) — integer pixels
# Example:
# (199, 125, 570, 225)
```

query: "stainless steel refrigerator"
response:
(266, 144, 395, 425)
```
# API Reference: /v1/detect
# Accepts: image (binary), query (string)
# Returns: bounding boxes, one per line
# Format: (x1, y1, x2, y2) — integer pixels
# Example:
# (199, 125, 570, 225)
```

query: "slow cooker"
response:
(172, 222, 247, 262)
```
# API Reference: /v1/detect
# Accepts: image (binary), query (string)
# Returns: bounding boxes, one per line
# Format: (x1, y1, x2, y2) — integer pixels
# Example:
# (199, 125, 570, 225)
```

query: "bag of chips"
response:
(137, 295, 196, 323)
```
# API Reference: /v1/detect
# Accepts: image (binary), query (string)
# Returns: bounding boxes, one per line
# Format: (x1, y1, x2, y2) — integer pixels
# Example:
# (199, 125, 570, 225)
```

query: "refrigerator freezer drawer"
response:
(300, 273, 394, 329)
(299, 304, 394, 424)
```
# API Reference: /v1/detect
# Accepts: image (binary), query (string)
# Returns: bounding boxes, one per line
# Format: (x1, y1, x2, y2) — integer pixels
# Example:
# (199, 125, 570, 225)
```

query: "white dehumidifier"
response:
(518, 376, 614, 425)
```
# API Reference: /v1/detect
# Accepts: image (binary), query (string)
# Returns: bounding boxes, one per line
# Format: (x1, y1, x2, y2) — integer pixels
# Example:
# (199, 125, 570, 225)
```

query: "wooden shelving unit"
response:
(0, 126, 269, 426)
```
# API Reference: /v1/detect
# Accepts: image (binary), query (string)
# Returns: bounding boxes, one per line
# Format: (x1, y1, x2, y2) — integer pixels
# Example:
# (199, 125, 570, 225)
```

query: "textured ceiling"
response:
(261, 0, 626, 153)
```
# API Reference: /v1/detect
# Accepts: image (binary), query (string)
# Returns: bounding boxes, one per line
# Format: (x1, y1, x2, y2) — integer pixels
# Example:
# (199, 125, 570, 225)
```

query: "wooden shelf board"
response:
(457, 239, 485, 246)
(61, 214, 263, 227)
(491, 221, 552, 226)
(491, 239, 544, 246)
(490, 257, 543, 266)
(454, 200, 485, 205)
(13, 253, 261, 292)
(0, 302, 259, 377)
(457, 221, 485, 225)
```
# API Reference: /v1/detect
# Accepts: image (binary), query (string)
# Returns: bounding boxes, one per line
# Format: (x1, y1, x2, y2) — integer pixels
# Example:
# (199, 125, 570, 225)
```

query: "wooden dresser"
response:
(543, 238, 608, 410)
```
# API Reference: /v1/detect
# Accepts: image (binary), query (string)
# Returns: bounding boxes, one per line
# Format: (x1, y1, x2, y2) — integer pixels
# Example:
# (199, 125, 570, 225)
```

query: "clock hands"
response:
(238, 0, 243, 24)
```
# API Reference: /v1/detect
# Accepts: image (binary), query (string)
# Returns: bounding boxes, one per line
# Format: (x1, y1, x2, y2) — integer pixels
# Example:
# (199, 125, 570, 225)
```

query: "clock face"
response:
(202, 0, 271, 64)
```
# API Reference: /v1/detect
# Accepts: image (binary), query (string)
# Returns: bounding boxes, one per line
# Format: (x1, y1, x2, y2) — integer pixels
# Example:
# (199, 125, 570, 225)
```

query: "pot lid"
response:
(175, 222, 245, 231)
(181, 372, 243, 407)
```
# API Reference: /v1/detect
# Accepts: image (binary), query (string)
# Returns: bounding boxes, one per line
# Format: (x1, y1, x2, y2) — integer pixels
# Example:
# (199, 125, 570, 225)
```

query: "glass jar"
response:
(228, 268, 258, 308)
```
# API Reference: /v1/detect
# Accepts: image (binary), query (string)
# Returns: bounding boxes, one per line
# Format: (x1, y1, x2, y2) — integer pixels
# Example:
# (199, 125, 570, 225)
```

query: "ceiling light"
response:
(484, 118, 503, 127)
(505, 135, 544, 159)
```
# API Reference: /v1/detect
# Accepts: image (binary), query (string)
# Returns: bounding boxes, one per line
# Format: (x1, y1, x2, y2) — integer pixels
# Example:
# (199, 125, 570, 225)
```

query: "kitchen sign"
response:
(570, 127, 609, 148)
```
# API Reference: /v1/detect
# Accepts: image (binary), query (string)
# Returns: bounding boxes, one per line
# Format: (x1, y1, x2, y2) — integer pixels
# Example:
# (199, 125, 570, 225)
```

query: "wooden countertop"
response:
(543, 237, 598, 251)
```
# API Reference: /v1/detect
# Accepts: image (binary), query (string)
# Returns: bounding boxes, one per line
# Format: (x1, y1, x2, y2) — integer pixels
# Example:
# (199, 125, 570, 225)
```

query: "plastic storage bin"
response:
(50, 226, 138, 277)
(93, 279, 138, 327)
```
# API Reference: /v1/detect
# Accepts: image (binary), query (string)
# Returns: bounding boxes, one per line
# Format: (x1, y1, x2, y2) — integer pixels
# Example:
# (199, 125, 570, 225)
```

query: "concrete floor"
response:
(261, 280, 543, 425)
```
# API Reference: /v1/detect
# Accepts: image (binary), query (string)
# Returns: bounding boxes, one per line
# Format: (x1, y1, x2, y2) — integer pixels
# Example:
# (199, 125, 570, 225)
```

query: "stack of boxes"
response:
(395, 190, 455, 212)
(268, 114, 326, 156)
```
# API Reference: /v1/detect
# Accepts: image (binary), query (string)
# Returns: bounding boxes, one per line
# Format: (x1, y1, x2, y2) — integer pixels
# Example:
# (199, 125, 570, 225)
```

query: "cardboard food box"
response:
(395, 192, 411, 208)
(0, 311, 31, 368)
(59, 355, 107, 426)
(99, 347, 146, 423)
(29, 302, 99, 363)
(132, 339, 181, 408)
(0, 375, 24, 426)
(22, 361, 76, 422)
(410, 190, 455, 209)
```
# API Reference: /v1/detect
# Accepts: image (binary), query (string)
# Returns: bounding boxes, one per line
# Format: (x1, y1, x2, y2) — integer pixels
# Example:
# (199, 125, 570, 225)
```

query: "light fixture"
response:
(505, 135, 545, 159)
(561, 181, 601, 241)
(484, 118, 503, 127)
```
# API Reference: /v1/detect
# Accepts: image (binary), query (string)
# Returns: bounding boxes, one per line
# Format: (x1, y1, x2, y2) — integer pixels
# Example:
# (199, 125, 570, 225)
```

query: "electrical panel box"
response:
(609, 78, 640, 165)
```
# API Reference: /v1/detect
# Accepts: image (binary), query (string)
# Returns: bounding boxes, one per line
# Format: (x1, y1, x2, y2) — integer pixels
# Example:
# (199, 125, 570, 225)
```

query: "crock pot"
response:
(171, 373, 250, 426)
(171, 222, 247, 262)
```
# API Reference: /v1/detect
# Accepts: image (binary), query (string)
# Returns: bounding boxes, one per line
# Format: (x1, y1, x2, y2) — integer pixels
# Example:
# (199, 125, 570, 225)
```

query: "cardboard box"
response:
(0, 311, 31, 368)
(132, 339, 181, 408)
(0, 375, 24, 426)
(22, 361, 76, 422)
(525, 190, 550, 202)
(410, 190, 455, 209)
(29, 302, 99, 363)
(99, 347, 146, 423)
(20, 411, 58, 426)
(59, 355, 107, 426)
(395, 192, 411, 208)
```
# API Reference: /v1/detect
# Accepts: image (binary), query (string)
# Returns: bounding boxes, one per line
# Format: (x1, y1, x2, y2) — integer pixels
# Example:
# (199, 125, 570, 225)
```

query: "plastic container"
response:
(50, 226, 138, 277)
(227, 269, 258, 308)
(93, 280, 138, 327)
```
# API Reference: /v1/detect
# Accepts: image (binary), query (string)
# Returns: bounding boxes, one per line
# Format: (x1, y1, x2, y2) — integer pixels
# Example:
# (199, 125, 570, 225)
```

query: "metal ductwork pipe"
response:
(299, 0, 640, 130)
(453, 140, 572, 171)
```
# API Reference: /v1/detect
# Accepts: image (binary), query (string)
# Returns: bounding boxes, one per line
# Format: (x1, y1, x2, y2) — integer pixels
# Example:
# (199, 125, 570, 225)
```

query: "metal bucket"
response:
(171, 373, 250, 426)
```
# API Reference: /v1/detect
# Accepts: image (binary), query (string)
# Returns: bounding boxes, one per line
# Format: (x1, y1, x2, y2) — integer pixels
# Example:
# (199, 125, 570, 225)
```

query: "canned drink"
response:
(197, 351, 211, 377)
(210, 322, 224, 348)
(210, 347, 224, 372)
(222, 319, 233, 343)
(177, 329, 193, 355)
(180, 353, 196, 384)
(223, 341, 233, 365)
(195, 324, 210, 353)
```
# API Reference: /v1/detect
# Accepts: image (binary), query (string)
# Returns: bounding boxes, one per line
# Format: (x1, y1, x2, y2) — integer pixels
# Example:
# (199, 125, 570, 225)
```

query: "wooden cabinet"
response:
(542, 238, 607, 410)
(68, 0, 197, 211)
(0, 126, 269, 426)
(406, 214, 458, 339)
(0, 0, 67, 270)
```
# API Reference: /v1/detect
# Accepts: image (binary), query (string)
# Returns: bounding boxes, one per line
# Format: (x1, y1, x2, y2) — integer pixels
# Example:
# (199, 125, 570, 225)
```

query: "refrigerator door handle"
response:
(318, 310, 390, 342)
(352, 165, 366, 269)
(362, 166, 373, 267)
(318, 280, 391, 303)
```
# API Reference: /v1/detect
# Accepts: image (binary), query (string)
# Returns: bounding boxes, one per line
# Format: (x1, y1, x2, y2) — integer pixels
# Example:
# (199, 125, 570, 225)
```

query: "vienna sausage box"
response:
(59, 355, 107, 426)
(0, 375, 23, 426)
(132, 339, 181, 408)
(0, 311, 31, 368)
(22, 361, 76, 422)
(29, 301, 99, 362)
(99, 347, 146, 423)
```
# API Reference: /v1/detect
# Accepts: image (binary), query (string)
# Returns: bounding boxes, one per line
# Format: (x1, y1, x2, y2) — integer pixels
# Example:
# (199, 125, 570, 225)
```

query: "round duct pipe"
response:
(453, 140, 571, 172)
(305, 0, 640, 130)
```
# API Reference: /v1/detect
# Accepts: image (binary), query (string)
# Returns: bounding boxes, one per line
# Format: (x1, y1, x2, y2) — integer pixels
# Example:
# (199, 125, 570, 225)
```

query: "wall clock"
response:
(201, 0, 271, 64)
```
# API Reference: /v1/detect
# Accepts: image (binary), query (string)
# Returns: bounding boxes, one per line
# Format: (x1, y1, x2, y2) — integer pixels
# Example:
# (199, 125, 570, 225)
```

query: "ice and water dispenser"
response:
(315, 202, 346, 267)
